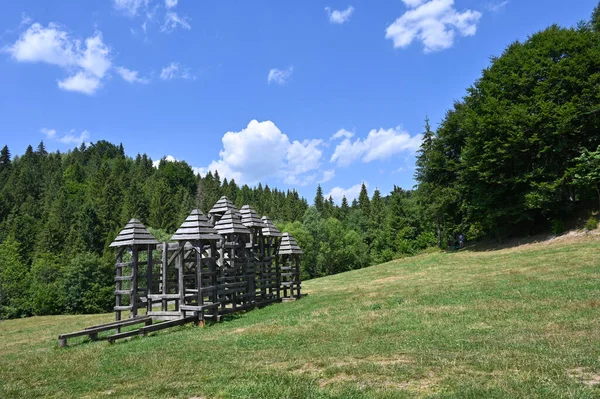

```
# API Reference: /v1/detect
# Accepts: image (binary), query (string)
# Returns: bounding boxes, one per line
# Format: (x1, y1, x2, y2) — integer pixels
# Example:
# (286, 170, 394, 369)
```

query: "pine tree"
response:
(358, 182, 370, 217)
(340, 196, 349, 220)
(314, 184, 324, 213)
(371, 188, 384, 226)
(36, 141, 47, 156)
(592, 0, 600, 31)
(0, 145, 10, 171)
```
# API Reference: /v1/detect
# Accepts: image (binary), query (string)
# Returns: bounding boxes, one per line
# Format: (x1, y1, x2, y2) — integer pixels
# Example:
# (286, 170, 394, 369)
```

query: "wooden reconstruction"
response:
(109, 219, 159, 323)
(58, 197, 303, 346)
(278, 233, 303, 300)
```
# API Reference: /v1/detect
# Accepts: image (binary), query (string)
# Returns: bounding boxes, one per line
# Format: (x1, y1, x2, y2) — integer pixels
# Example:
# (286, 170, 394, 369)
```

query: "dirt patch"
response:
(319, 370, 437, 392)
(567, 367, 600, 387)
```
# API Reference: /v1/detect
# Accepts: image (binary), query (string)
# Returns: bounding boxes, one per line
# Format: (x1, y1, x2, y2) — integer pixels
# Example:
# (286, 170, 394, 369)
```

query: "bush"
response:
(551, 220, 566, 235)
(585, 216, 598, 231)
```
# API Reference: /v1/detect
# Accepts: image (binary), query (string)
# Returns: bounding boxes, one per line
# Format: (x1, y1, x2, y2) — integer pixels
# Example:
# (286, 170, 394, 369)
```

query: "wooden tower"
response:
(214, 209, 252, 315)
(240, 205, 266, 306)
(261, 216, 283, 303)
(278, 232, 303, 300)
(109, 219, 159, 322)
(208, 196, 242, 224)
(168, 209, 222, 323)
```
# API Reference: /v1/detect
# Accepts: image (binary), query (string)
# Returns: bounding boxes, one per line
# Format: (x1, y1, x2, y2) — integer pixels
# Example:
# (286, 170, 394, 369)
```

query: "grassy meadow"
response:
(1, 234, 599, 398)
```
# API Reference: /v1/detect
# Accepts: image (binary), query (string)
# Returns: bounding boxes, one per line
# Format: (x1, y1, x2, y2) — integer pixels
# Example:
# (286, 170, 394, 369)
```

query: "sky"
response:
(0, 0, 597, 203)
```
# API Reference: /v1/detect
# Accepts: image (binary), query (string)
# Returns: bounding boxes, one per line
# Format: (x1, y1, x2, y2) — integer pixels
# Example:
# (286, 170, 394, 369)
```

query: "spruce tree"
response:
(314, 184, 324, 213)
(358, 182, 370, 217)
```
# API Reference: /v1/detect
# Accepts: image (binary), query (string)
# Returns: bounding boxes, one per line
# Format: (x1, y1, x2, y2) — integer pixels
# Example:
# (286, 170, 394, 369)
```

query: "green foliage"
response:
(585, 216, 598, 231)
(551, 220, 566, 235)
(416, 10, 600, 242)
(0, 236, 29, 318)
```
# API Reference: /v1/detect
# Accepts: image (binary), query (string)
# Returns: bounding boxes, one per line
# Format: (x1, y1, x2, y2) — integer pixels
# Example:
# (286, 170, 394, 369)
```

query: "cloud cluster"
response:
(41, 127, 90, 145)
(115, 66, 149, 83)
(325, 6, 354, 24)
(326, 182, 365, 203)
(5, 22, 146, 94)
(113, 0, 191, 33)
(330, 126, 422, 167)
(200, 120, 327, 186)
(160, 62, 194, 80)
(385, 0, 482, 53)
(268, 67, 293, 85)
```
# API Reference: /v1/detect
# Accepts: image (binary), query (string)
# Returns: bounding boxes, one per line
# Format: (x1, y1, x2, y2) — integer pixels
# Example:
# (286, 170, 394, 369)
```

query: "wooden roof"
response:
(240, 205, 265, 229)
(261, 216, 282, 237)
(171, 209, 221, 241)
(109, 219, 159, 247)
(214, 209, 251, 235)
(208, 196, 242, 219)
(278, 232, 303, 255)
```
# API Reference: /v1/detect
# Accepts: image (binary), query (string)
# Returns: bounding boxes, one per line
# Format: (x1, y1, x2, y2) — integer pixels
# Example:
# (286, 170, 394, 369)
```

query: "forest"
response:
(0, 4, 599, 319)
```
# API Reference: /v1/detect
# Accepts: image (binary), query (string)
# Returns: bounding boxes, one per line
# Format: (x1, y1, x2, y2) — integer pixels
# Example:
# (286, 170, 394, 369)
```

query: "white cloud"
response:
(160, 62, 193, 80)
(161, 11, 191, 32)
(165, 0, 178, 8)
(326, 182, 365, 204)
(152, 154, 178, 168)
(319, 169, 335, 183)
(330, 126, 422, 167)
(267, 67, 293, 85)
(325, 6, 354, 24)
(402, 0, 426, 7)
(487, 1, 508, 12)
(330, 128, 354, 141)
(40, 128, 56, 139)
(385, 0, 482, 53)
(200, 120, 324, 186)
(59, 130, 90, 145)
(113, 0, 149, 16)
(40, 128, 90, 145)
(5, 22, 116, 94)
(57, 72, 101, 94)
(115, 66, 149, 83)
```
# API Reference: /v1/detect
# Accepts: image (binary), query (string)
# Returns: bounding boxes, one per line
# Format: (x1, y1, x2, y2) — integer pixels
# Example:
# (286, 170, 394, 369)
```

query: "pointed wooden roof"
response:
(214, 209, 250, 235)
(208, 196, 242, 219)
(240, 205, 265, 229)
(278, 232, 303, 255)
(109, 219, 159, 247)
(171, 209, 221, 241)
(261, 216, 282, 237)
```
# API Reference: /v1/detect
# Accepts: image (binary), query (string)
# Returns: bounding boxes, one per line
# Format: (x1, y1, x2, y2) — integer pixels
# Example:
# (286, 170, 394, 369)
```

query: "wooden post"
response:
(115, 250, 123, 324)
(178, 248, 184, 315)
(161, 242, 168, 312)
(147, 245, 153, 314)
(131, 247, 139, 318)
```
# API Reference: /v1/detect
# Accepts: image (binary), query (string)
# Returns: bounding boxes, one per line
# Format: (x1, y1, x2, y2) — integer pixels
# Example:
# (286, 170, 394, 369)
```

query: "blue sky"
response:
(0, 0, 597, 202)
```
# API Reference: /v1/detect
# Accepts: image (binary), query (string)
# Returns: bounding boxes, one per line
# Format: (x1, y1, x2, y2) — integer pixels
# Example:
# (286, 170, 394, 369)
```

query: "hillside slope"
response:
(1, 235, 599, 398)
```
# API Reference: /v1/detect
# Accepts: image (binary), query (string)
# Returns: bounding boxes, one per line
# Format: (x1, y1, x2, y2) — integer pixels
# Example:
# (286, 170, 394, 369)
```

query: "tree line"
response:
(1, 3, 599, 319)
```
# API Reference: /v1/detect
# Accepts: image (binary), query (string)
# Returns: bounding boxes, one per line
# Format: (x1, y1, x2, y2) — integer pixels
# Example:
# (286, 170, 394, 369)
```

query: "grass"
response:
(1, 235, 600, 398)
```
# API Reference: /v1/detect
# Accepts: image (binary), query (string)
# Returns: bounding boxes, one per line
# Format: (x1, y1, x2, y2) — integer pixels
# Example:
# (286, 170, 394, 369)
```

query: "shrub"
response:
(551, 220, 566, 235)
(585, 216, 598, 231)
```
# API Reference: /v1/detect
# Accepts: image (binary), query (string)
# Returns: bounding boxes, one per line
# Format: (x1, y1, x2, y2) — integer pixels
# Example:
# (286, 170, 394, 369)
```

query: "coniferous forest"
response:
(1, 4, 600, 319)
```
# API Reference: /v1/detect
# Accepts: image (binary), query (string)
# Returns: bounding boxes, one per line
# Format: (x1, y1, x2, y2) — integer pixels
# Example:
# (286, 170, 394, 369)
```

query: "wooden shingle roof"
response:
(261, 216, 282, 237)
(240, 205, 265, 229)
(208, 196, 242, 219)
(171, 209, 221, 241)
(214, 209, 250, 235)
(109, 219, 159, 247)
(278, 232, 303, 255)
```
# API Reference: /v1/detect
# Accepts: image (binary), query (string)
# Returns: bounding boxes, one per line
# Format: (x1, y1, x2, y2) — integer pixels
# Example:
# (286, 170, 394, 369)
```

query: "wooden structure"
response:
(109, 219, 159, 321)
(261, 215, 283, 304)
(169, 209, 221, 323)
(58, 197, 303, 346)
(278, 232, 303, 300)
